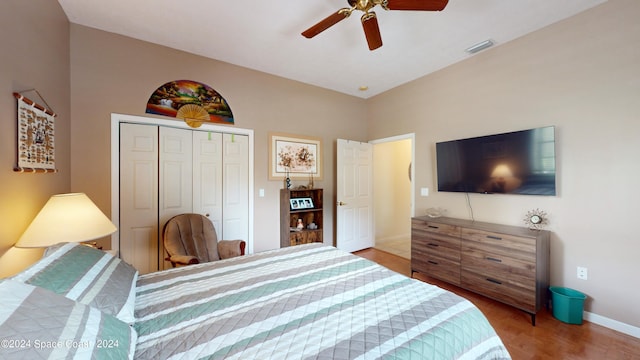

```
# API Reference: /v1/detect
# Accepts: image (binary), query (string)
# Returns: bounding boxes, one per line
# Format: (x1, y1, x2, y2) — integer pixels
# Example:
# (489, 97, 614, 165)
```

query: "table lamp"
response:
(15, 193, 117, 248)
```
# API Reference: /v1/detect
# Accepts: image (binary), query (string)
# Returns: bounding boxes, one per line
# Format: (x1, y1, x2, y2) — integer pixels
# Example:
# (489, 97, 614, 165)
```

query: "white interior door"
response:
(119, 123, 158, 274)
(336, 139, 374, 252)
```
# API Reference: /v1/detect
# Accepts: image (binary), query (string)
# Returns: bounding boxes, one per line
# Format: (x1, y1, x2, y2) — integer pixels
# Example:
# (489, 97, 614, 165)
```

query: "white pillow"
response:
(12, 242, 138, 324)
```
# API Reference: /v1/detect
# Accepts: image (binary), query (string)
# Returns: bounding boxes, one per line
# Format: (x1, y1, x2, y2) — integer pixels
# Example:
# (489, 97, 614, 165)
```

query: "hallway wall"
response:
(373, 139, 412, 258)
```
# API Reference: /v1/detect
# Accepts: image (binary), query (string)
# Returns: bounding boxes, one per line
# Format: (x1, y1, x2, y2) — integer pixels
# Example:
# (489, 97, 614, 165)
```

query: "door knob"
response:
(337, 201, 347, 206)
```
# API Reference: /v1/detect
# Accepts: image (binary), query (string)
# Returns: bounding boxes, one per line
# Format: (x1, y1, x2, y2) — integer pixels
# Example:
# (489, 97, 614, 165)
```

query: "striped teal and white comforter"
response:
(133, 243, 511, 359)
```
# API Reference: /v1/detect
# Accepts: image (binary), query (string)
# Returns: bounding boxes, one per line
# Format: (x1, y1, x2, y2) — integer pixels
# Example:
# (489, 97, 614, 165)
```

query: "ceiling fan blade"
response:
(361, 12, 382, 51)
(385, 0, 449, 11)
(302, 9, 351, 38)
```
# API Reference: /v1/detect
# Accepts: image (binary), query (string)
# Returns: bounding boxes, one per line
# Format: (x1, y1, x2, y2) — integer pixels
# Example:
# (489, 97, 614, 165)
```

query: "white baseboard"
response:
(584, 311, 640, 338)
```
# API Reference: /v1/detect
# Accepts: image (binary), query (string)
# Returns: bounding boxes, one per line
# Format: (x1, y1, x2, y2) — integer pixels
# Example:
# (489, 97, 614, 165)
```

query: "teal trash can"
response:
(549, 286, 587, 324)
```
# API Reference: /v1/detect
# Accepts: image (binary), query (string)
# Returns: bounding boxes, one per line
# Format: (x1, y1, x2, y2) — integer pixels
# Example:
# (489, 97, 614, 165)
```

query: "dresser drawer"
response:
(412, 219, 460, 237)
(462, 240, 535, 264)
(461, 228, 536, 256)
(461, 270, 536, 313)
(412, 234, 460, 262)
(461, 247, 536, 289)
(411, 229, 460, 262)
(412, 254, 460, 285)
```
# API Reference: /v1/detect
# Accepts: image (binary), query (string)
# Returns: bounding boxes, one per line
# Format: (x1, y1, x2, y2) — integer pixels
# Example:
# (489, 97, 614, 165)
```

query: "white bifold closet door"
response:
(120, 123, 248, 274)
(158, 126, 194, 270)
(219, 133, 249, 242)
(119, 123, 159, 275)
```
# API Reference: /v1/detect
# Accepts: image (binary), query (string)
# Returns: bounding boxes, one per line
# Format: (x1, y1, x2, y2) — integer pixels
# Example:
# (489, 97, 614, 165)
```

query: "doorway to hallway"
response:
(371, 135, 413, 259)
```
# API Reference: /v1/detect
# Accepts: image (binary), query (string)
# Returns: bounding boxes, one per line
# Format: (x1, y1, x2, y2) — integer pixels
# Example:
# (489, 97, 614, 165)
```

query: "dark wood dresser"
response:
(411, 216, 550, 325)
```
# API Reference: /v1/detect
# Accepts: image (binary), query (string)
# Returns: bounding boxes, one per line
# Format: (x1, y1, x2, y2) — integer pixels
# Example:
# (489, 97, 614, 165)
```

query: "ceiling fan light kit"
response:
(302, 0, 449, 51)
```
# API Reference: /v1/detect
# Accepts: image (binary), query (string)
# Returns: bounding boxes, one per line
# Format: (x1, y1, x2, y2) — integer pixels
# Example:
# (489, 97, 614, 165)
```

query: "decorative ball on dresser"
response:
(524, 208, 548, 230)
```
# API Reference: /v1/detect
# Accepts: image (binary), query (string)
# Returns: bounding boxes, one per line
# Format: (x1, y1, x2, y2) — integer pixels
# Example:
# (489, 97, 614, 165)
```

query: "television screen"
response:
(436, 126, 556, 196)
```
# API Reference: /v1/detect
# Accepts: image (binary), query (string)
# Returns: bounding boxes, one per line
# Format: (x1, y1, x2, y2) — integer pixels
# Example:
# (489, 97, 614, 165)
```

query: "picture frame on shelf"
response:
(269, 133, 322, 181)
(300, 197, 314, 209)
(290, 197, 314, 210)
(289, 199, 300, 210)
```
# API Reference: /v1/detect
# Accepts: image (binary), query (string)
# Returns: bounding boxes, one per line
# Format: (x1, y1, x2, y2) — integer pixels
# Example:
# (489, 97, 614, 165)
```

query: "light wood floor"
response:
(354, 248, 640, 360)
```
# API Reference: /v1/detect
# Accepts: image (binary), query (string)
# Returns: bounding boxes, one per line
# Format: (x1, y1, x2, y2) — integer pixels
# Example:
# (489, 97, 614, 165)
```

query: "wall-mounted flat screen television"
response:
(436, 126, 556, 196)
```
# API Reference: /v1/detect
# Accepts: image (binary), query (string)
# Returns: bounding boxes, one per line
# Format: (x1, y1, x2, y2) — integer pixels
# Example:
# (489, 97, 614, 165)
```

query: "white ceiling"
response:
(57, 0, 607, 99)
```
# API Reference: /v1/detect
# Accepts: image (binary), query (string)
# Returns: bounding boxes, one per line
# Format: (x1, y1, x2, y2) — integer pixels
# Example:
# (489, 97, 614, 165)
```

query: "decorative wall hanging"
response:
(269, 133, 322, 181)
(13, 91, 57, 173)
(145, 80, 234, 127)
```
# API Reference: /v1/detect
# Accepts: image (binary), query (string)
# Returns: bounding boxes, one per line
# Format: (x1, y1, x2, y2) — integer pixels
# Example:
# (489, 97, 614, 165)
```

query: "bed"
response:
(1, 242, 511, 359)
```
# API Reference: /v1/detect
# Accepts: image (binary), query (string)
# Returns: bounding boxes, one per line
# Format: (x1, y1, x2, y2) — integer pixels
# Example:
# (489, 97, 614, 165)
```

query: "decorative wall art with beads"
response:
(13, 92, 57, 173)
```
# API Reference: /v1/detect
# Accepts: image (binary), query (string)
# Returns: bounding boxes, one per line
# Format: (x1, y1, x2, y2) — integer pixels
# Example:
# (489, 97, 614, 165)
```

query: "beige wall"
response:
(68, 25, 369, 253)
(373, 139, 412, 241)
(0, 1, 71, 276)
(368, 0, 640, 328)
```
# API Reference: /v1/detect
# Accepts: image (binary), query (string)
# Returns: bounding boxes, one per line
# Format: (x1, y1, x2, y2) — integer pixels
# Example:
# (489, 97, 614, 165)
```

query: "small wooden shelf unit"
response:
(280, 188, 323, 247)
(411, 216, 550, 325)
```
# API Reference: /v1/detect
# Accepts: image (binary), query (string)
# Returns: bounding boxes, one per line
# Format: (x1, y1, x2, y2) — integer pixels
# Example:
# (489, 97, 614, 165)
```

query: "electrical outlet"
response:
(577, 266, 588, 280)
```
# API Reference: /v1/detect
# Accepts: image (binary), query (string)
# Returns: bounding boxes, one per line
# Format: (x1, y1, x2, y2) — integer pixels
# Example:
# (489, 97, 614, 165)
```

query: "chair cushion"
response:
(167, 254, 199, 265)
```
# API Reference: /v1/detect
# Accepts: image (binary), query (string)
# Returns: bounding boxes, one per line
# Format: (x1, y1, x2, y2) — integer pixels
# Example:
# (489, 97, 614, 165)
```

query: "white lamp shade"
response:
(16, 193, 117, 248)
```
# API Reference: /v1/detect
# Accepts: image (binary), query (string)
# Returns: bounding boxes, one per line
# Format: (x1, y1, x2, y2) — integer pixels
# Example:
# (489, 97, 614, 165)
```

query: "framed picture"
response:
(300, 197, 314, 209)
(289, 199, 301, 210)
(290, 197, 315, 210)
(269, 133, 322, 180)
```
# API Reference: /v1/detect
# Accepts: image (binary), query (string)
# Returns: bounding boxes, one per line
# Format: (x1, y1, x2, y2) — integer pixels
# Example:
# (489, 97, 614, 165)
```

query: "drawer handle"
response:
(486, 235, 503, 240)
(427, 225, 439, 229)
(486, 278, 502, 285)
(428, 243, 439, 247)
(428, 260, 439, 265)
(486, 256, 502, 263)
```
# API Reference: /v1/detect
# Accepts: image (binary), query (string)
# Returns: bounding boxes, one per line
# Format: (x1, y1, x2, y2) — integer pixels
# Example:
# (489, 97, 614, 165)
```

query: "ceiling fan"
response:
(302, 0, 449, 51)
